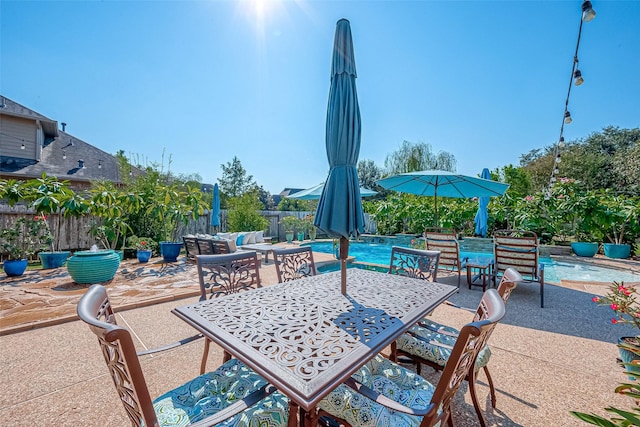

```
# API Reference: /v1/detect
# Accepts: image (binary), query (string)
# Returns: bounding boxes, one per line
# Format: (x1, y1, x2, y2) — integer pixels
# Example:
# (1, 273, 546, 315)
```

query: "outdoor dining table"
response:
(172, 268, 457, 427)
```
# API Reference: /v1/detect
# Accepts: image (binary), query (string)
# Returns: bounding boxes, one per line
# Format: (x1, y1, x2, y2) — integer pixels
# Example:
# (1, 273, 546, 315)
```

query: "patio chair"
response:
(196, 252, 262, 373)
(272, 246, 317, 283)
(182, 236, 199, 262)
(424, 228, 467, 288)
(311, 288, 506, 427)
(390, 267, 522, 427)
(195, 237, 215, 255)
(77, 284, 289, 427)
(388, 246, 440, 281)
(493, 229, 545, 307)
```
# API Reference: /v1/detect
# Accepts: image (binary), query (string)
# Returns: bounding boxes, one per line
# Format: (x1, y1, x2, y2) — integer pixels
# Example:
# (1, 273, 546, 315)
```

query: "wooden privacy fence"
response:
(1, 205, 375, 251)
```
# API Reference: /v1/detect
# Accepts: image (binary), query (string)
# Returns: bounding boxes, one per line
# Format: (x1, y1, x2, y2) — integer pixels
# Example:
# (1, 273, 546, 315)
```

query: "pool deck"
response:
(1, 243, 639, 426)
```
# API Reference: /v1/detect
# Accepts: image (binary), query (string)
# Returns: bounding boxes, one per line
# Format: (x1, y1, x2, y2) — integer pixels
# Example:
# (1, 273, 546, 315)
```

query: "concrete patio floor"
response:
(1, 245, 638, 426)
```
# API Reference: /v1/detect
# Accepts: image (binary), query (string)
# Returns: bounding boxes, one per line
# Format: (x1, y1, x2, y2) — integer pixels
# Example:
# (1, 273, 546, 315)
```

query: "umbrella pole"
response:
(340, 237, 348, 295)
(433, 195, 438, 227)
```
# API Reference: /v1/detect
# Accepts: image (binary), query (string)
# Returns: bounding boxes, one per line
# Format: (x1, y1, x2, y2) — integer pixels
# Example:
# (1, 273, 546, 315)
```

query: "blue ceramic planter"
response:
(3, 259, 28, 277)
(618, 337, 640, 380)
(571, 242, 599, 257)
(39, 251, 70, 269)
(67, 250, 121, 284)
(160, 242, 183, 262)
(137, 250, 152, 263)
(603, 243, 631, 259)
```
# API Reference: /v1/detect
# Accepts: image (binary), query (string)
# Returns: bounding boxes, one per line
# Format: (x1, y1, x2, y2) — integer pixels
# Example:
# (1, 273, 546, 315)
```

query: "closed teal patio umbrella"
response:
(474, 168, 492, 237)
(315, 18, 364, 294)
(210, 183, 221, 232)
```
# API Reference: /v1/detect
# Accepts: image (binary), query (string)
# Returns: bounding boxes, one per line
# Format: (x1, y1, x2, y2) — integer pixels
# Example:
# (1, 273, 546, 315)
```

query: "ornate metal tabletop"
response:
(173, 268, 457, 411)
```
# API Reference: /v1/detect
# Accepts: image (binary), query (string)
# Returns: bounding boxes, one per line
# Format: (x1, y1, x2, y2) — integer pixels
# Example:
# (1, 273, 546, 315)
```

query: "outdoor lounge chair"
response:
(196, 252, 262, 373)
(390, 267, 521, 427)
(77, 284, 289, 427)
(493, 229, 545, 307)
(272, 246, 317, 282)
(182, 235, 199, 262)
(388, 246, 440, 281)
(311, 288, 506, 427)
(424, 228, 467, 288)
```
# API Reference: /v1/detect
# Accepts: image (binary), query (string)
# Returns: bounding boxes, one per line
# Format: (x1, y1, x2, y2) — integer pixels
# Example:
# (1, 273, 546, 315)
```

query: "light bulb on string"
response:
(555, 154, 562, 164)
(582, 0, 596, 22)
(564, 111, 572, 124)
(574, 69, 584, 86)
(559, 136, 565, 148)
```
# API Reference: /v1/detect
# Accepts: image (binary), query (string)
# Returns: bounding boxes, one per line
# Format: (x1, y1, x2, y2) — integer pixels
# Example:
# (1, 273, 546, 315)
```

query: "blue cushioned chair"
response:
(391, 268, 521, 427)
(312, 288, 506, 427)
(77, 284, 289, 427)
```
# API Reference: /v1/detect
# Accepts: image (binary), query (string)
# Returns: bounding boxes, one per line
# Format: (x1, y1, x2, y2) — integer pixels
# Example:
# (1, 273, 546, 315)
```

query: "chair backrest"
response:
(196, 238, 215, 255)
(196, 252, 261, 301)
(77, 284, 156, 427)
(471, 267, 520, 322)
(183, 236, 200, 260)
(428, 288, 506, 425)
(272, 246, 317, 283)
(424, 229, 461, 271)
(493, 230, 540, 279)
(388, 246, 440, 282)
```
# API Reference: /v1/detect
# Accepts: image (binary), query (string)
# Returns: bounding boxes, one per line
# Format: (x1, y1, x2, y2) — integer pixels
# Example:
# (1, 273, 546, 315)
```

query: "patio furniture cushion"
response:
(317, 354, 436, 427)
(153, 358, 289, 427)
(395, 325, 491, 370)
(255, 230, 265, 243)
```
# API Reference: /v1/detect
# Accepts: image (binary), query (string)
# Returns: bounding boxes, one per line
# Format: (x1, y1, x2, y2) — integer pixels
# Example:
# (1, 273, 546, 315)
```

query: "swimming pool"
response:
(304, 241, 640, 284)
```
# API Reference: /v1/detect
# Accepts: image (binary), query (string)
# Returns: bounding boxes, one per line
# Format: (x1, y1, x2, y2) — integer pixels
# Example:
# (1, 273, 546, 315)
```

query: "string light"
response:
(548, 0, 596, 190)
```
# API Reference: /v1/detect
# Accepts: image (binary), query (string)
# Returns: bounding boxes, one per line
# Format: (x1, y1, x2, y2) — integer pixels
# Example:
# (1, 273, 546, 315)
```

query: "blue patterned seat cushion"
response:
(152, 358, 289, 427)
(396, 324, 491, 370)
(318, 355, 440, 427)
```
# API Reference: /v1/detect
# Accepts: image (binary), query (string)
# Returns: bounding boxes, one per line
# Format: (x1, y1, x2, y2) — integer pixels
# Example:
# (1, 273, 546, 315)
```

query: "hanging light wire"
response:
(548, 0, 595, 194)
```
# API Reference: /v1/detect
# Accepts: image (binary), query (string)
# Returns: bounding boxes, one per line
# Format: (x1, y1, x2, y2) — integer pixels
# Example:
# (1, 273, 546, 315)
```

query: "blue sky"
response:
(2, 1, 638, 194)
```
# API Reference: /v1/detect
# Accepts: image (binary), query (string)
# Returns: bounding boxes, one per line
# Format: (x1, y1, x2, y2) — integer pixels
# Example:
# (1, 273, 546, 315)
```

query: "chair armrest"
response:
(137, 334, 204, 356)
(417, 320, 459, 338)
(408, 330, 455, 350)
(343, 377, 433, 416)
(188, 383, 278, 427)
(442, 300, 475, 313)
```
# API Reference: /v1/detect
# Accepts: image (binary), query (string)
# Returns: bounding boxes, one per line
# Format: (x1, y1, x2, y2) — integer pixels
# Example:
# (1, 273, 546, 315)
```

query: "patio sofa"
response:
(183, 231, 273, 263)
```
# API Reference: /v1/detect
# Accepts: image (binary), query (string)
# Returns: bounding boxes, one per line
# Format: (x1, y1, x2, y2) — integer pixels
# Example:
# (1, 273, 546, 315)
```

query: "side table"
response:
(464, 257, 494, 291)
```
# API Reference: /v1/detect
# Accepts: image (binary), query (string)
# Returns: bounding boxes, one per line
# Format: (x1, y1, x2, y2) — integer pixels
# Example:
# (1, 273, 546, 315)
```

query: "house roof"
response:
(0, 96, 127, 183)
(0, 96, 58, 139)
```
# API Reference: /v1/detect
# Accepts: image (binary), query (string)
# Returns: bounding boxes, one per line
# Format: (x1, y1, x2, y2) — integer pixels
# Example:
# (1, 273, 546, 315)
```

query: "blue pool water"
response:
(304, 241, 640, 284)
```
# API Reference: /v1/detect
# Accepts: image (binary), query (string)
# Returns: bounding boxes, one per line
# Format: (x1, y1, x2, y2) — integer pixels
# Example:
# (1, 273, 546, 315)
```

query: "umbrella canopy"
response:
(288, 182, 377, 200)
(376, 170, 509, 226)
(314, 19, 364, 294)
(210, 183, 221, 229)
(474, 168, 492, 237)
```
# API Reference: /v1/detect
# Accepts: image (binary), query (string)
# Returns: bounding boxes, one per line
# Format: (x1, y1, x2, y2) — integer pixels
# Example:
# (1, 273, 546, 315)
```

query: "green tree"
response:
(219, 156, 256, 198)
(493, 165, 532, 197)
(357, 159, 384, 191)
(384, 140, 456, 175)
(227, 190, 269, 232)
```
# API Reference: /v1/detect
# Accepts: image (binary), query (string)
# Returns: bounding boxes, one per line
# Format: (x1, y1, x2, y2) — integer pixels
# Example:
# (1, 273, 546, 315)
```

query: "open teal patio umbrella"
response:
(474, 168, 492, 237)
(288, 182, 376, 200)
(314, 18, 365, 294)
(377, 170, 509, 227)
(210, 183, 221, 232)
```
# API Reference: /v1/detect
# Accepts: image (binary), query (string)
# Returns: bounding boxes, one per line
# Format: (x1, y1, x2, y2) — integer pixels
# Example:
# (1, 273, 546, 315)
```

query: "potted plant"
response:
(279, 216, 300, 244)
(0, 217, 52, 276)
(23, 174, 88, 268)
(572, 281, 640, 425)
(129, 236, 156, 263)
(593, 190, 640, 259)
(592, 281, 640, 379)
(146, 181, 205, 262)
(88, 182, 142, 259)
(305, 215, 317, 240)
